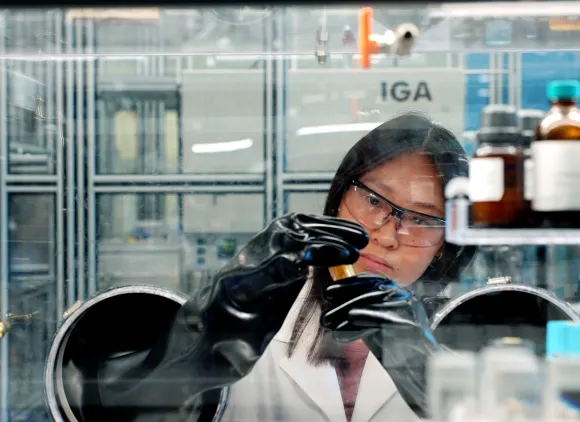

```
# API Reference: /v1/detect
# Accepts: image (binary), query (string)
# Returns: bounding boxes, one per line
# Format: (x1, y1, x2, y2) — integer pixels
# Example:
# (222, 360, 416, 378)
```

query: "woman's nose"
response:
(371, 217, 399, 249)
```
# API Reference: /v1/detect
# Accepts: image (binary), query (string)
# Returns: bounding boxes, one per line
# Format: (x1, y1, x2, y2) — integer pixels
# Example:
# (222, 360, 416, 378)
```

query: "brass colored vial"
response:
(0, 322, 10, 339)
(329, 264, 356, 281)
(0, 310, 40, 340)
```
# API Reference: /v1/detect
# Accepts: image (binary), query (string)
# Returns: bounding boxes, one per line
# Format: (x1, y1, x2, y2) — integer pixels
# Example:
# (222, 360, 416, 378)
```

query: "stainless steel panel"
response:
(9, 195, 55, 272)
(181, 70, 265, 173)
(285, 68, 466, 172)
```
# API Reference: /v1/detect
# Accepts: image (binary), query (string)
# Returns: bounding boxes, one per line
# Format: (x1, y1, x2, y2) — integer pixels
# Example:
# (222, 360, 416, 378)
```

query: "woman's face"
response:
(337, 152, 445, 287)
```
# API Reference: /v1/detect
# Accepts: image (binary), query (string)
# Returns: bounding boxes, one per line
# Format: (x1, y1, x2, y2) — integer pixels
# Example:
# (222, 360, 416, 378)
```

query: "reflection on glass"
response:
(9, 195, 54, 272)
(97, 105, 180, 175)
(8, 194, 56, 417)
(97, 193, 264, 294)
(181, 71, 265, 174)
(97, 193, 181, 290)
(182, 193, 264, 293)
(7, 71, 57, 175)
(286, 68, 465, 172)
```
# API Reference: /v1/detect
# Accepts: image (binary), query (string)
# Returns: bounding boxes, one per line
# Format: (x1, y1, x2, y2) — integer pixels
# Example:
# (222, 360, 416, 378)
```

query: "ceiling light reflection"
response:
(191, 138, 253, 154)
(296, 123, 381, 136)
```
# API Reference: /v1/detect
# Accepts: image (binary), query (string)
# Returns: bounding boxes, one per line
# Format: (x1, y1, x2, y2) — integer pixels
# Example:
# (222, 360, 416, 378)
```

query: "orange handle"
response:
(358, 7, 380, 69)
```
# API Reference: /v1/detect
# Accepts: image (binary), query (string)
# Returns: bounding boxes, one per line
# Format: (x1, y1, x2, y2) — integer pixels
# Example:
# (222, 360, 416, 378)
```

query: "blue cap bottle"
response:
(547, 80, 580, 101)
(546, 320, 580, 359)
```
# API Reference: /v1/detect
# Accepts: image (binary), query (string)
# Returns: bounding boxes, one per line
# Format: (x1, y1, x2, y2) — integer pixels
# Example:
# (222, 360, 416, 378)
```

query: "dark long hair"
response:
(287, 112, 476, 365)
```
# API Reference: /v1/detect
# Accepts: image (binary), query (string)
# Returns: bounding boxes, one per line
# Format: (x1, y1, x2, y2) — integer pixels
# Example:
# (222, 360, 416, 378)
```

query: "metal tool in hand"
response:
(0, 310, 41, 339)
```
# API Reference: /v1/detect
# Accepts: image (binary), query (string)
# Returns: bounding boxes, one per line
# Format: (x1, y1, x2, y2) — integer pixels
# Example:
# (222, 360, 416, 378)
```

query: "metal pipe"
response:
(282, 183, 331, 192)
(6, 186, 58, 193)
(265, 16, 275, 221)
(94, 185, 264, 194)
(0, 11, 9, 422)
(65, 17, 76, 308)
(94, 173, 263, 184)
(55, 10, 65, 323)
(275, 9, 286, 217)
(6, 174, 58, 184)
(507, 52, 516, 106)
(75, 19, 86, 301)
(87, 19, 97, 297)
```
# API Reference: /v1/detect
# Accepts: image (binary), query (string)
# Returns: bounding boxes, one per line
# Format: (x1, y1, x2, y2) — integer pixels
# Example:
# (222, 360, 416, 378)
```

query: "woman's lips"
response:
(358, 254, 394, 275)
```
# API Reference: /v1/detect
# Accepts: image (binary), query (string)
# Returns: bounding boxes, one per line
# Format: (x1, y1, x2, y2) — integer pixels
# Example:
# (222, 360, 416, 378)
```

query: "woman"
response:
(50, 112, 474, 422)
(216, 112, 475, 422)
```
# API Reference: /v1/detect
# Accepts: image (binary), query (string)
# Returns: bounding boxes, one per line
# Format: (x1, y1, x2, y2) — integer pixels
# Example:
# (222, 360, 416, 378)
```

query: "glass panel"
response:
(6, 65, 59, 175)
(7, 3, 580, 422)
(95, 8, 275, 77)
(97, 193, 264, 294)
(9, 195, 54, 272)
(97, 193, 181, 291)
(96, 70, 265, 175)
(97, 102, 183, 174)
(182, 193, 264, 293)
(181, 71, 265, 174)
(4, 10, 61, 175)
(94, 7, 271, 175)
(7, 194, 56, 419)
(285, 7, 451, 69)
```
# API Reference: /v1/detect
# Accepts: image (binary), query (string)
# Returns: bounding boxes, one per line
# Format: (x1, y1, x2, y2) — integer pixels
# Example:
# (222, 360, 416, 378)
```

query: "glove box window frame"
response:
(44, 285, 229, 422)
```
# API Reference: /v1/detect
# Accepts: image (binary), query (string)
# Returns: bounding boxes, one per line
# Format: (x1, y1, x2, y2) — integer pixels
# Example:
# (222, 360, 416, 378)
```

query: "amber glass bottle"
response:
(518, 109, 544, 226)
(532, 80, 580, 228)
(470, 105, 525, 227)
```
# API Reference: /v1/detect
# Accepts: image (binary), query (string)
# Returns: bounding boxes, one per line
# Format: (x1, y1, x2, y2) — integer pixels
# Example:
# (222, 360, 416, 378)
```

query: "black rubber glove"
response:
(320, 275, 439, 418)
(95, 213, 369, 420)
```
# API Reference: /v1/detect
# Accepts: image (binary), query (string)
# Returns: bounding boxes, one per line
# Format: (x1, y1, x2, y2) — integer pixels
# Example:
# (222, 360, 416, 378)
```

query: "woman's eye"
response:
(365, 195, 382, 207)
(409, 216, 430, 226)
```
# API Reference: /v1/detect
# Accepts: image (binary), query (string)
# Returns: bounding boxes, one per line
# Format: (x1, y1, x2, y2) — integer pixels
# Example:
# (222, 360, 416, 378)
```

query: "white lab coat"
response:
(219, 281, 420, 422)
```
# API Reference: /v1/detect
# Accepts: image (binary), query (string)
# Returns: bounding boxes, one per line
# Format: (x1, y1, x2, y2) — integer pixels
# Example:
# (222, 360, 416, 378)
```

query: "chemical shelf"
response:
(445, 198, 580, 246)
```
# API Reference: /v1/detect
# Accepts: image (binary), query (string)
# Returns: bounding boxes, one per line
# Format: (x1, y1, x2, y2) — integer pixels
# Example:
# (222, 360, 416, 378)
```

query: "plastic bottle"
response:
(469, 104, 525, 227)
(479, 340, 543, 421)
(533, 80, 580, 228)
(427, 350, 477, 422)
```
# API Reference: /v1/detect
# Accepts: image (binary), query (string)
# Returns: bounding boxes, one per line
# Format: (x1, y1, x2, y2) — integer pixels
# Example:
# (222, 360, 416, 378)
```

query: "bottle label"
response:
(469, 157, 504, 202)
(524, 158, 534, 201)
(532, 141, 580, 211)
